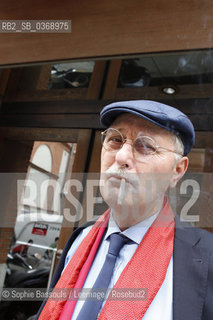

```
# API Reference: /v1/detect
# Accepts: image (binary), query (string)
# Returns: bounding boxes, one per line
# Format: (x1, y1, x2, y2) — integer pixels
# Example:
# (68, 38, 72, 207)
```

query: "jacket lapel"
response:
(173, 218, 210, 320)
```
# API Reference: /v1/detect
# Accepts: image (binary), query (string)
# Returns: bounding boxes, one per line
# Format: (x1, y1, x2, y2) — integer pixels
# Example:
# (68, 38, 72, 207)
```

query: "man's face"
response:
(100, 113, 186, 226)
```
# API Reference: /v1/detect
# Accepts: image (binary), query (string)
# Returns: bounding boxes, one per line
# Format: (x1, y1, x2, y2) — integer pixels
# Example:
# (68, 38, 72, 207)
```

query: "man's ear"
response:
(170, 156, 189, 188)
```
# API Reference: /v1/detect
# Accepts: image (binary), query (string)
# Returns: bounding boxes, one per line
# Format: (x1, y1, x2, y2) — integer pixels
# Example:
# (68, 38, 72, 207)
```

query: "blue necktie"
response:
(76, 233, 128, 320)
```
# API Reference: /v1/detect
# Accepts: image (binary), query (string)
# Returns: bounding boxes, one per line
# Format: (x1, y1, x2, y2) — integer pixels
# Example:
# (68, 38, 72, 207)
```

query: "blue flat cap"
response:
(100, 100, 195, 155)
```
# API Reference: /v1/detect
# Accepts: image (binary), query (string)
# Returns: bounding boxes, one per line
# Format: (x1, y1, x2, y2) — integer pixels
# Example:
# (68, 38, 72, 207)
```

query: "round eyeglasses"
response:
(101, 128, 183, 160)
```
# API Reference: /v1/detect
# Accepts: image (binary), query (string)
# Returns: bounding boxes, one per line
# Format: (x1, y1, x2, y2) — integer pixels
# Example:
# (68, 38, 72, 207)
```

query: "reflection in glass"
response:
(48, 61, 95, 89)
(118, 50, 213, 88)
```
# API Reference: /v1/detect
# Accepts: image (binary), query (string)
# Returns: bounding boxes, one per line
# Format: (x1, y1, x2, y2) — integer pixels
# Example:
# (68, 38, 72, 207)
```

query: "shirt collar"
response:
(104, 210, 159, 245)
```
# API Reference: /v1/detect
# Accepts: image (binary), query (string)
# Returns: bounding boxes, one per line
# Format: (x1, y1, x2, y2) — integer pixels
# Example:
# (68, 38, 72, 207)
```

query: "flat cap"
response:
(100, 100, 195, 156)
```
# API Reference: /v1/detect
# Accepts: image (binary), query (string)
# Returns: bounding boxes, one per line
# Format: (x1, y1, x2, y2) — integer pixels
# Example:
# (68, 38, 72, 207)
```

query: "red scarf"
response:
(39, 197, 174, 320)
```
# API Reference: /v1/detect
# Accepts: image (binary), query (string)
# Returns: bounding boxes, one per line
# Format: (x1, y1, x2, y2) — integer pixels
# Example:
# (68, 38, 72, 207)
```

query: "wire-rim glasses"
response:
(101, 128, 183, 159)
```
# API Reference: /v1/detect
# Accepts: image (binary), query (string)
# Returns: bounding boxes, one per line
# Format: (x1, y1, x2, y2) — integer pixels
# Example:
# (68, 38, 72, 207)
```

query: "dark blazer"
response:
(36, 216, 213, 319)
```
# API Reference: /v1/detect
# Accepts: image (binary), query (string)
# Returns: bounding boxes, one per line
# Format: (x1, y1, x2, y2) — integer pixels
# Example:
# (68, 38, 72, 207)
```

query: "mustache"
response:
(104, 165, 139, 187)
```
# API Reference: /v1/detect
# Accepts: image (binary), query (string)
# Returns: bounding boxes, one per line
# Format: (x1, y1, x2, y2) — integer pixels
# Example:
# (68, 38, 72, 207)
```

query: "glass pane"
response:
(48, 61, 95, 89)
(2, 141, 77, 319)
(118, 49, 213, 89)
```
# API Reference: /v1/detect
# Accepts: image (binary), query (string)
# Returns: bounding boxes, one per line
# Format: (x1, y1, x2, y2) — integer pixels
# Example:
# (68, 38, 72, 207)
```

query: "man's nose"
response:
(115, 141, 135, 168)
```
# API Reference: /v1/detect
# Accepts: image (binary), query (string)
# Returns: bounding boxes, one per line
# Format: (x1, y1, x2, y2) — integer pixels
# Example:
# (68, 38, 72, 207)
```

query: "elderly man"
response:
(37, 100, 213, 320)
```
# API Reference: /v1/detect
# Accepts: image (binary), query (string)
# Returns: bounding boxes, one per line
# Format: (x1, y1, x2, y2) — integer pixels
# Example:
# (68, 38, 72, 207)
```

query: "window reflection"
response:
(118, 50, 213, 89)
(48, 61, 95, 89)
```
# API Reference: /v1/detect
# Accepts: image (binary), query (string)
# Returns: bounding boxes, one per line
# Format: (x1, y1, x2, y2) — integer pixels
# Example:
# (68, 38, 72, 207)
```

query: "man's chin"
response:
(103, 194, 122, 208)
(101, 185, 139, 210)
(104, 194, 134, 213)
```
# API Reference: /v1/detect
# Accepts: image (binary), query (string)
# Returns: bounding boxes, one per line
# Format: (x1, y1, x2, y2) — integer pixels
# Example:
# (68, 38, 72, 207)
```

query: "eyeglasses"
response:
(101, 128, 183, 160)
